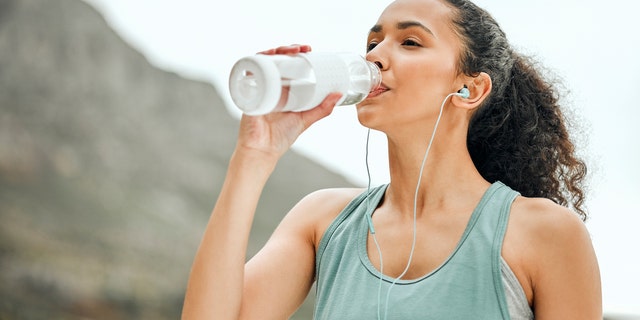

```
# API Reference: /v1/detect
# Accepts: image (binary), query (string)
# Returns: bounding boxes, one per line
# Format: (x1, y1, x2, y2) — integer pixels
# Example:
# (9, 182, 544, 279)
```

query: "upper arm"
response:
(239, 188, 361, 320)
(517, 199, 602, 319)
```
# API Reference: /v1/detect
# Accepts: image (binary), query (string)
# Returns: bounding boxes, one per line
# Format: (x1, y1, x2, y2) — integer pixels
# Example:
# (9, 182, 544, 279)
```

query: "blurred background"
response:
(1, 0, 638, 319)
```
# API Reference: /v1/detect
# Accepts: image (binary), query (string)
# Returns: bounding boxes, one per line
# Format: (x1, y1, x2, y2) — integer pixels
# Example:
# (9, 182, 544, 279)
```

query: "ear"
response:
(452, 72, 492, 110)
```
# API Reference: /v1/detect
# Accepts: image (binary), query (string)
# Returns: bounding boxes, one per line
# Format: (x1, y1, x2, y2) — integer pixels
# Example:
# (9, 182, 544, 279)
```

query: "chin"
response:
(355, 103, 386, 131)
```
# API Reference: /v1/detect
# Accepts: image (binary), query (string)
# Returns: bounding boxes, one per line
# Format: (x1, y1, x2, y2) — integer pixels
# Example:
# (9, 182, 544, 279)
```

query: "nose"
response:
(366, 46, 388, 71)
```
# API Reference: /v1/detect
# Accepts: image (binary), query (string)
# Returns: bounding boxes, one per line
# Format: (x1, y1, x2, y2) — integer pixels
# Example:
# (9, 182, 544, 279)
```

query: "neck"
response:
(383, 113, 489, 217)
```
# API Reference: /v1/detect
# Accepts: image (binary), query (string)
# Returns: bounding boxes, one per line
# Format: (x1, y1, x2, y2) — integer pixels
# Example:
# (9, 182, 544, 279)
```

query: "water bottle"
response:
(228, 52, 381, 115)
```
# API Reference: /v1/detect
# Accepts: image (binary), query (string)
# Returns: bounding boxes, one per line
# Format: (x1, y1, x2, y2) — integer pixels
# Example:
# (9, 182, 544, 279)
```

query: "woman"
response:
(182, 0, 601, 318)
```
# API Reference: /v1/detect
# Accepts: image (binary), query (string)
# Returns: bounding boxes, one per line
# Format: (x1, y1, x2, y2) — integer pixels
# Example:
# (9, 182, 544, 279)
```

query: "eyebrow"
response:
(369, 20, 435, 36)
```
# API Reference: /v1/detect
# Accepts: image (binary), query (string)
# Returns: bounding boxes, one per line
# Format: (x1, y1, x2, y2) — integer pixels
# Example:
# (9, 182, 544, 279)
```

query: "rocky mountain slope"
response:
(0, 0, 352, 318)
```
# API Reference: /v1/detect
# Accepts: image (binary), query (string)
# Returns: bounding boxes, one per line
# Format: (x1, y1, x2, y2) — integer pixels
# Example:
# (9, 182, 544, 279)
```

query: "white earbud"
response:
(456, 86, 470, 99)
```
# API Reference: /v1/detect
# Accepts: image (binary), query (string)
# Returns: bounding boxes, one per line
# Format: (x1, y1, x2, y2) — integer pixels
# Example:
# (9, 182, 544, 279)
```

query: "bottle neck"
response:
(367, 61, 382, 91)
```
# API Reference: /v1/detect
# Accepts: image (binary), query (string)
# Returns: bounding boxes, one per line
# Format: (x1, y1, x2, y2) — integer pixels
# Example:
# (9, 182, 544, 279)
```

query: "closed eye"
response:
(366, 42, 378, 52)
(367, 37, 423, 52)
(402, 39, 421, 47)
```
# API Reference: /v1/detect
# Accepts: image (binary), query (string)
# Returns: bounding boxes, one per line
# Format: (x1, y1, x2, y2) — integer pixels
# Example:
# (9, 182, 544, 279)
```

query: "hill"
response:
(0, 0, 352, 318)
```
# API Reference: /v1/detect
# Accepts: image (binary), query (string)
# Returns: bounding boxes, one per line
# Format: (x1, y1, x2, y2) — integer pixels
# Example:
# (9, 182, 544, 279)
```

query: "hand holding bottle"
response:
(234, 44, 343, 161)
(235, 91, 342, 161)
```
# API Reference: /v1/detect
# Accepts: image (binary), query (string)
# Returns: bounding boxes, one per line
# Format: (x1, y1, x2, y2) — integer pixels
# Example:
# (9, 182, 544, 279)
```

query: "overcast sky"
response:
(82, 0, 640, 314)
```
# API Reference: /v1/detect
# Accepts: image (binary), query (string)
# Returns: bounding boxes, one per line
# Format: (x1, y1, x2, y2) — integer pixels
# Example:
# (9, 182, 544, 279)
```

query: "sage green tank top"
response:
(314, 181, 527, 319)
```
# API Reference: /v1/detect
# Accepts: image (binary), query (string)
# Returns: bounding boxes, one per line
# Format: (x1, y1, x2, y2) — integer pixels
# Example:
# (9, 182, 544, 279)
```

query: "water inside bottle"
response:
(341, 91, 368, 105)
(340, 66, 376, 105)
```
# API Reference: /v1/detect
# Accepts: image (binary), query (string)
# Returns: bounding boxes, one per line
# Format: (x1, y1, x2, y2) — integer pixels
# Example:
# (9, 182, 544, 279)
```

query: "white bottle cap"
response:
(228, 55, 282, 115)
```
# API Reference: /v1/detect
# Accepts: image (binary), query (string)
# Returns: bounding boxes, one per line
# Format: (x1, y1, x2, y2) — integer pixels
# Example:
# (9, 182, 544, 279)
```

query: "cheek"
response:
(396, 68, 445, 105)
(400, 58, 457, 99)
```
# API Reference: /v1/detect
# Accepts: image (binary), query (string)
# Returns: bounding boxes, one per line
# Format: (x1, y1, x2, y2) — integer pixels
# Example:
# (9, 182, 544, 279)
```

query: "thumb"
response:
(300, 93, 342, 129)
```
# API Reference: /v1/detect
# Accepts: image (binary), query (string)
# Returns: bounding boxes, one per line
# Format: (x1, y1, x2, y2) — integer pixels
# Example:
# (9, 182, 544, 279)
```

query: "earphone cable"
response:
(365, 128, 385, 320)
(381, 92, 457, 320)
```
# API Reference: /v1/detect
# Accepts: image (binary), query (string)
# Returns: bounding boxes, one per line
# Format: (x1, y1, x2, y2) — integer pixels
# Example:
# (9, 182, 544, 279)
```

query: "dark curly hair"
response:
(444, 0, 589, 220)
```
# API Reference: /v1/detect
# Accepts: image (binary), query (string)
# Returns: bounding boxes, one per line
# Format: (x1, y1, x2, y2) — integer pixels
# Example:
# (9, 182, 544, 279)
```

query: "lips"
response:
(367, 84, 389, 98)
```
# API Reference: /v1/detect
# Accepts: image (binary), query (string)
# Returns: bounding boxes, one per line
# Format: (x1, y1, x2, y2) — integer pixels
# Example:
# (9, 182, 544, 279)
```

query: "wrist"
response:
(228, 146, 279, 178)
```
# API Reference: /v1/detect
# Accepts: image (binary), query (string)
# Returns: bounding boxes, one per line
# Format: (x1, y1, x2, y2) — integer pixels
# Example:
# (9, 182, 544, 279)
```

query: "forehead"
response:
(375, 0, 455, 36)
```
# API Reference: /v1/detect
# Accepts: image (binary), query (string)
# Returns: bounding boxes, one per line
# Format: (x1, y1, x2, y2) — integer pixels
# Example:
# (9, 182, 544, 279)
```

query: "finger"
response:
(290, 44, 312, 53)
(258, 44, 312, 55)
(257, 46, 295, 55)
(257, 48, 277, 55)
(274, 45, 301, 54)
(300, 93, 342, 129)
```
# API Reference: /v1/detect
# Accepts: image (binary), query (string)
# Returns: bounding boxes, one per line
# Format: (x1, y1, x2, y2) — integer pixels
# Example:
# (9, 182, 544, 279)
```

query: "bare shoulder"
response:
(507, 196, 594, 268)
(296, 187, 366, 211)
(506, 196, 601, 318)
(509, 196, 591, 247)
(281, 187, 366, 246)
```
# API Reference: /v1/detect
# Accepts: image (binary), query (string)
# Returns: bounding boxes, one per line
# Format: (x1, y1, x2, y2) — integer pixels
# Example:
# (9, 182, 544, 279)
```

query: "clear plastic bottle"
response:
(228, 52, 381, 115)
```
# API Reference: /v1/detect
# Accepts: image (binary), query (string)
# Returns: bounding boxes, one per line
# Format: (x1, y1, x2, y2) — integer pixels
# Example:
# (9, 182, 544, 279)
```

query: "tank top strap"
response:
(485, 181, 521, 316)
(315, 184, 388, 277)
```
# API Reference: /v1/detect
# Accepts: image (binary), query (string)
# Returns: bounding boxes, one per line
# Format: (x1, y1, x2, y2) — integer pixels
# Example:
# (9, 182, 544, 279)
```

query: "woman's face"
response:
(357, 0, 464, 132)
